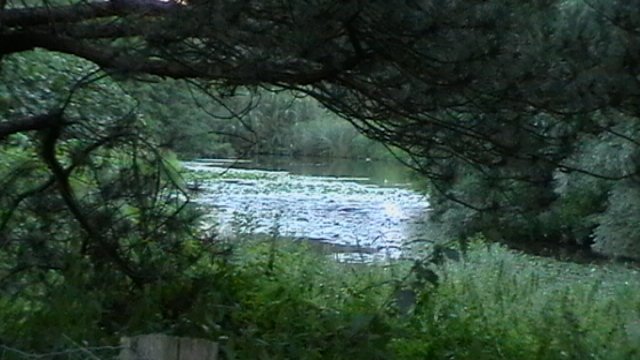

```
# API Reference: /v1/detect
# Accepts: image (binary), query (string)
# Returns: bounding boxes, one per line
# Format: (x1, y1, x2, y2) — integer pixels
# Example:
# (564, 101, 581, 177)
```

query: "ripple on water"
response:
(184, 161, 430, 260)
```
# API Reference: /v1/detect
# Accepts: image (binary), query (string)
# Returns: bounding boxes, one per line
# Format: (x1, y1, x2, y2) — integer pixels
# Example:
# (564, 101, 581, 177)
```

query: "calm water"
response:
(184, 157, 430, 260)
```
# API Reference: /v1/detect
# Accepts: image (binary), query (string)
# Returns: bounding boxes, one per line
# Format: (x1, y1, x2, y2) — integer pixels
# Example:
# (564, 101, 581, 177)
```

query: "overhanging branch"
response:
(1, 30, 365, 85)
(0, 0, 178, 28)
(0, 111, 62, 141)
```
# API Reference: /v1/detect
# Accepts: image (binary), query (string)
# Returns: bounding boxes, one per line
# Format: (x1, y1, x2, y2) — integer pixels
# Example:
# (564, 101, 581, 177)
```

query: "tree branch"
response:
(0, 0, 178, 28)
(0, 111, 62, 141)
(1, 30, 364, 85)
(39, 118, 143, 285)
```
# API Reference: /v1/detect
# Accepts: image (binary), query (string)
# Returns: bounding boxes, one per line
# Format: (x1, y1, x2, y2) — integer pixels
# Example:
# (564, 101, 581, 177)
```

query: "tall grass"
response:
(190, 237, 640, 359)
(390, 241, 640, 360)
(2, 237, 638, 359)
(214, 238, 400, 359)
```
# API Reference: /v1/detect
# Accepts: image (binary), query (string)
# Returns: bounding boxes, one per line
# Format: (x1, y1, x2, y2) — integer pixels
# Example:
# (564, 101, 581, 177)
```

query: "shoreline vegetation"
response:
(3, 236, 639, 359)
(182, 158, 637, 266)
(2, 146, 638, 359)
(183, 163, 640, 359)
(2, 154, 639, 358)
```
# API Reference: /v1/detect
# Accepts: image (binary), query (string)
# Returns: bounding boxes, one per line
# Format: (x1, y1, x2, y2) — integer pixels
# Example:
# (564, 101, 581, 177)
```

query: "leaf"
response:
(348, 314, 375, 337)
(416, 267, 439, 287)
(393, 289, 417, 315)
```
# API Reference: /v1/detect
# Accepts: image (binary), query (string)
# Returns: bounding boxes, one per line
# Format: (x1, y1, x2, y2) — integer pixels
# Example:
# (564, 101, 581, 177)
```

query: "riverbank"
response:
(199, 237, 640, 359)
(3, 212, 639, 359)
(169, 158, 640, 359)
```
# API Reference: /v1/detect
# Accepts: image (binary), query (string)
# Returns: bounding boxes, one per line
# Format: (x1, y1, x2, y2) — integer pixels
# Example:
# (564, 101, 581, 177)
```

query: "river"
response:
(183, 157, 430, 261)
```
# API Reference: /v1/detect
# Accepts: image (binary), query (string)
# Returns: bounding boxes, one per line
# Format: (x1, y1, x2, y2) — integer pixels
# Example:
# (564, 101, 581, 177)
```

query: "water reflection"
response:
(194, 156, 422, 187)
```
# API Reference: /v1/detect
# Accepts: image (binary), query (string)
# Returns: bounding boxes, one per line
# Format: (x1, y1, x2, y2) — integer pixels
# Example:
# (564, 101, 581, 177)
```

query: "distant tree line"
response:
(123, 80, 388, 159)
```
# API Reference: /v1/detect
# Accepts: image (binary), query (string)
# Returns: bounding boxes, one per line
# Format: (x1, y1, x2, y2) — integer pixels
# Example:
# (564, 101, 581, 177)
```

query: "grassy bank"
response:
(217, 238, 640, 359)
(389, 242, 640, 359)
(2, 237, 639, 359)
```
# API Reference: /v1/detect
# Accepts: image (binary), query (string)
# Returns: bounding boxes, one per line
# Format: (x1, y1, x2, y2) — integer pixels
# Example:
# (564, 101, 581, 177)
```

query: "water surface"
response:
(184, 157, 430, 260)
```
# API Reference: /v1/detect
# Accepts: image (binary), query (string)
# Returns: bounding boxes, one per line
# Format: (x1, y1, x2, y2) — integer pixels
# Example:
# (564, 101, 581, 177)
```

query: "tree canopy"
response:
(3, 0, 639, 171)
(3, 0, 640, 255)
